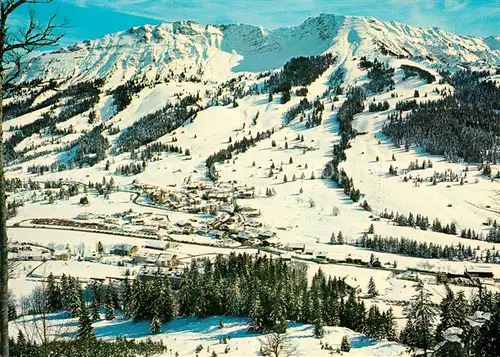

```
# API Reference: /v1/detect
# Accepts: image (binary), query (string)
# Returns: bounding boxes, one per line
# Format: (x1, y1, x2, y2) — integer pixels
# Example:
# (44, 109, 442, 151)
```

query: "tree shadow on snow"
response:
(350, 335, 377, 348)
(93, 316, 255, 341)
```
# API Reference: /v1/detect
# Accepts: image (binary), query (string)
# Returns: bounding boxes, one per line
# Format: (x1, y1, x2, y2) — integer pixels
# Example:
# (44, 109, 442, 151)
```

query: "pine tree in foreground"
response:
(382, 308, 397, 341)
(77, 300, 95, 340)
(150, 310, 162, 335)
(313, 319, 324, 339)
(46, 273, 62, 312)
(105, 302, 115, 320)
(401, 281, 435, 355)
(90, 301, 100, 321)
(367, 277, 378, 297)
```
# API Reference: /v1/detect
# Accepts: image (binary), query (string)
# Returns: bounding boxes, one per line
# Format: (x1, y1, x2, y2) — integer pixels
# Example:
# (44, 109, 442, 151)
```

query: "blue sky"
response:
(12, 0, 500, 46)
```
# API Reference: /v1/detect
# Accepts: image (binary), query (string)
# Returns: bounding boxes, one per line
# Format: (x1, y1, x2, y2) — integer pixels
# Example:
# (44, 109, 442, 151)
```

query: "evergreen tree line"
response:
(484, 223, 500, 244)
(6, 200, 23, 219)
(73, 125, 110, 167)
(265, 53, 336, 94)
(460, 221, 500, 244)
(304, 99, 325, 128)
(110, 79, 146, 113)
(117, 102, 197, 153)
(285, 98, 313, 122)
(38, 253, 397, 341)
(4, 178, 48, 192)
(3, 79, 105, 164)
(407, 158, 433, 171)
(359, 57, 395, 93)
(15, 255, 500, 356)
(368, 100, 390, 112)
(3, 79, 59, 120)
(285, 97, 325, 127)
(205, 129, 275, 180)
(295, 87, 308, 96)
(178, 92, 201, 107)
(383, 70, 500, 163)
(358, 234, 475, 261)
(379, 209, 457, 235)
(51, 125, 75, 136)
(163, 254, 396, 340)
(9, 337, 167, 357)
(140, 142, 184, 161)
(114, 161, 146, 176)
(395, 99, 418, 111)
(26, 162, 70, 176)
(7, 179, 81, 198)
(400, 64, 436, 84)
(323, 87, 365, 202)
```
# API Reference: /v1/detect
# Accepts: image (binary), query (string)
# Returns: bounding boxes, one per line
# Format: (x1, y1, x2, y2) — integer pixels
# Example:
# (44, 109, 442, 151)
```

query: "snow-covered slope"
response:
(20, 14, 499, 85)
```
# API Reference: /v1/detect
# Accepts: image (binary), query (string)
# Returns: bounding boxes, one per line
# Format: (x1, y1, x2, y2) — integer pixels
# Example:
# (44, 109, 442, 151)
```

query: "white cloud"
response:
(57, 0, 498, 36)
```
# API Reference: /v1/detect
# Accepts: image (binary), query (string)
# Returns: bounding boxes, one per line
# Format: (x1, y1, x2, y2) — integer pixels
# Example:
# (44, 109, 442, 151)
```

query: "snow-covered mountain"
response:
(21, 14, 499, 85)
(5, 12, 500, 357)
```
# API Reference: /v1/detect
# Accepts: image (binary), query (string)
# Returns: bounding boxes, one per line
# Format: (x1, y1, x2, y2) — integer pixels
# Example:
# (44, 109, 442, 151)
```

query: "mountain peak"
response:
(19, 13, 499, 85)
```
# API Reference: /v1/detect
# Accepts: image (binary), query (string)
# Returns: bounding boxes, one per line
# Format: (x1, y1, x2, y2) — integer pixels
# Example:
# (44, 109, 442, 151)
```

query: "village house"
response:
(263, 236, 281, 247)
(208, 230, 227, 239)
(345, 254, 367, 265)
(245, 219, 262, 227)
(140, 226, 160, 236)
(237, 187, 255, 199)
(16, 250, 48, 261)
(288, 243, 306, 253)
(137, 266, 183, 289)
(157, 253, 178, 267)
(220, 204, 235, 214)
(132, 252, 159, 265)
(142, 241, 169, 251)
(104, 217, 119, 224)
(131, 218, 146, 225)
(304, 248, 315, 256)
(236, 232, 251, 241)
(138, 265, 169, 277)
(465, 266, 494, 279)
(197, 226, 210, 236)
(315, 251, 328, 261)
(258, 230, 276, 239)
(110, 244, 139, 256)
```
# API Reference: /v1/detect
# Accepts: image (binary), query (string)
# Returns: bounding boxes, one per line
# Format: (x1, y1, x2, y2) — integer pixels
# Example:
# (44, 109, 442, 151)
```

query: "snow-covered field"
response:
(10, 315, 409, 357)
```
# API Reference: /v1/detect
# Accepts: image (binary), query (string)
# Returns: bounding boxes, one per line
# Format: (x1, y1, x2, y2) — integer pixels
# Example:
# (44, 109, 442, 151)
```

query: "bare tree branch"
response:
(5, 11, 65, 53)
(1, 2, 67, 86)
(0, 2, 66, 356)
(3, 0, 54, 19)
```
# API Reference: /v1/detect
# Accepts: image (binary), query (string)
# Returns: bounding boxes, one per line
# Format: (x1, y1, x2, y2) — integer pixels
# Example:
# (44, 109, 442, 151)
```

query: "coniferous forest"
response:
(358, 234, 475, 260)
(117, 103, 197, 152)
(111, 79, 146, 113)
(9, 252, 500, 357)
(73, 125, 110, 167)
(359, 57, 395, 93)
(266, 54, 337, 94)
(383, 70, 500, 163)
(3, 79, 105, 164)
(205, 130, 275, 180)
(323, 87, 365, 202)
